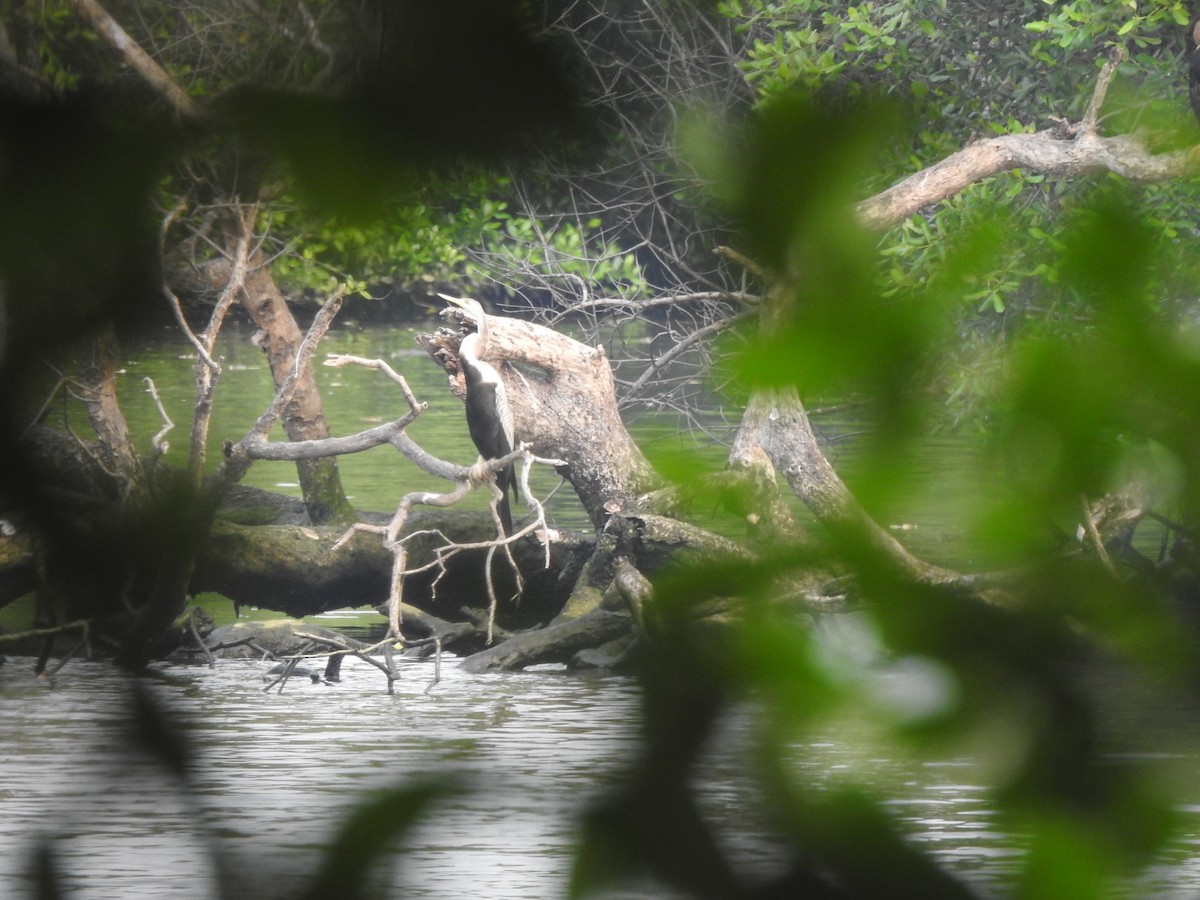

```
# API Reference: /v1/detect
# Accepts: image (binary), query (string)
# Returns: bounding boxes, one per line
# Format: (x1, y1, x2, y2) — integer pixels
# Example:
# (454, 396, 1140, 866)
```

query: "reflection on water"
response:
(3, 655, 1200, 898)
(0, 656, 645, 899)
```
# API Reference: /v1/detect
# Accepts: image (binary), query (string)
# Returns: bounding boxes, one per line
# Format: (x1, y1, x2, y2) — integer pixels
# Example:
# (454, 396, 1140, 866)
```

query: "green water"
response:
(59, 319, 1022, 567)
(11, 316, 1056, 637)
(111, 320, 535, 520)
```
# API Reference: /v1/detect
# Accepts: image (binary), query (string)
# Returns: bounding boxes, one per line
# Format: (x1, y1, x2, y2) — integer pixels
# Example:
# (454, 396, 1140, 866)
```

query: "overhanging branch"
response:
(857, 129, 1188, 231)
(856, 46, 1191, 231)
(67, 0, 201, 118)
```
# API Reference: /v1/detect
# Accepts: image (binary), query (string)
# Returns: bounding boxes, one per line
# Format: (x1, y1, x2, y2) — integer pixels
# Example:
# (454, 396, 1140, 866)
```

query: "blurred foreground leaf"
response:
(28, 838, 63, 900)
(213, 0, 582, 222)
(127, 680, 193, 781)
(0, 91, 175, 361)
(299, 778, 456, 900)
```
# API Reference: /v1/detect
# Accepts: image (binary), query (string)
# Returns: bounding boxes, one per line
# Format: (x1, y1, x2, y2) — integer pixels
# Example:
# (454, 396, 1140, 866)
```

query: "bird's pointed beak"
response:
(438, 293, 480, 328)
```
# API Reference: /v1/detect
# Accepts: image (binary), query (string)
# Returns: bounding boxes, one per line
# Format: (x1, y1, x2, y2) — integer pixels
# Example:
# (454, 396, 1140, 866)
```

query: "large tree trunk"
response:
(732, 387, 980, 588)
(419, 308, 662, 528)
(191, 508, 590, 627)
(78, 325, 146, 492)
(237, 246, 353, 525)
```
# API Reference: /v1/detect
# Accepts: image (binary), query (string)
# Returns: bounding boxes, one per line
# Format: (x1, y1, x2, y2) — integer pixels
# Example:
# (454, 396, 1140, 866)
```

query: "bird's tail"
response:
(498, 463, 516, 535)
(498, 493, 514, 536)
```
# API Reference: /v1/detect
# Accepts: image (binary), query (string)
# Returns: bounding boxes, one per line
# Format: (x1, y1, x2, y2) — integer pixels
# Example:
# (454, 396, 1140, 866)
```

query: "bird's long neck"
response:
(473, 312, 491, 357)
(460, 332, 484, 366)
(459, 333, 501, 391)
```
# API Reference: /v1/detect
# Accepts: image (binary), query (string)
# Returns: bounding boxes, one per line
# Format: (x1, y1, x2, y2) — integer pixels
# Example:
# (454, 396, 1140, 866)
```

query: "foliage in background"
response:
(708, 0, 1200, 424)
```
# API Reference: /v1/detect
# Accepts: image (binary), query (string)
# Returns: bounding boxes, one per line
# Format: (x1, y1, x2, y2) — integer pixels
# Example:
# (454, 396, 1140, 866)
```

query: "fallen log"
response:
(191, 513, 591, 624)
(460, 609, 634, 673)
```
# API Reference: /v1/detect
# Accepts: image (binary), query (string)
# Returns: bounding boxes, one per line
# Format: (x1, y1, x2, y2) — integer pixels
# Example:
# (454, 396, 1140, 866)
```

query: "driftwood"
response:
(2, 290, 986, 675)
(460, 609, 634, 673)
(857, 123, 1189, 231)
(193, 513, 590, 625)
(419, 308, 663, 529)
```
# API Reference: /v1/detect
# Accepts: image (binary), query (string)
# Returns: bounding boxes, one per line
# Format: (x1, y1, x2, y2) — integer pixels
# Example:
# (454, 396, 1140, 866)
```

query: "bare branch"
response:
(142, 377, 174, 456)
(857, 47, 1179, 233)
(66, 0, 201, 118)
(324, 354, 423, 409)
(158, 201, 224, 370)
(239, 411, 422, 462)
(858, 128, 1187, 232)
(188, 208, 255, 484)
(242, 290, 344, 443)
(1081, 46, 1124, 132)
(0, 619, 91, 644)
(625, 307, 756, 399)
(209, 285, 344, 495)
(1079, 493, 1118, 575)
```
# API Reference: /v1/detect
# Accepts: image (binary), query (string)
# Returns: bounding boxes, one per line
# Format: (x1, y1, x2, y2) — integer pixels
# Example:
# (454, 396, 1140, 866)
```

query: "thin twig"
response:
(187, 609, 214, 668)
(143, 377, 175, 455)
(23, 373, 67, 438)
(0, 619, 92, 643)
(424, 637, 443, 694)
(625, 308, 755, 398)
(1081, 46, 1125, 133)
(324, 354, 424, 411)
(1080, 493, 1116, 575)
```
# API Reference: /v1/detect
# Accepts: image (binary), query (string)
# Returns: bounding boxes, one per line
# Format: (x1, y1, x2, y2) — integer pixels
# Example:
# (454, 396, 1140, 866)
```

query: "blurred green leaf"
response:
(211, 1, 581, 223)
(28, 838, 64, 900)
(299, 778, 455, 900)
(127, 680, 193, 781)
(0, 93, 175, 358)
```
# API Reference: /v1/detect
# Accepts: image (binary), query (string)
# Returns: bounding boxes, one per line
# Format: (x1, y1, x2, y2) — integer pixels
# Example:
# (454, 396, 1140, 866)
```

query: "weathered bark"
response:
(733, 387, 985, 589)
(855, 48, 1177, 233)
(191, 512, 590, 625)
(460, 609, 634, 673)
(457, 512, 771, 672)
(238, 248, 354, 525)
(3, 427, 593, 626)
(724, 412, 810, 545)
(193, 521, 392, 617)
(78, 325, 146, 491)
(857, 126, 1187, 232)
(419, 308, 662, 528)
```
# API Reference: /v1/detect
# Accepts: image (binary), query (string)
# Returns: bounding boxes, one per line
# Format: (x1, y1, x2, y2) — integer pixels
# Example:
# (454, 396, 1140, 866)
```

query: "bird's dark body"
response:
(462, 368, 516, 534)
(442, 294, 520, 536)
